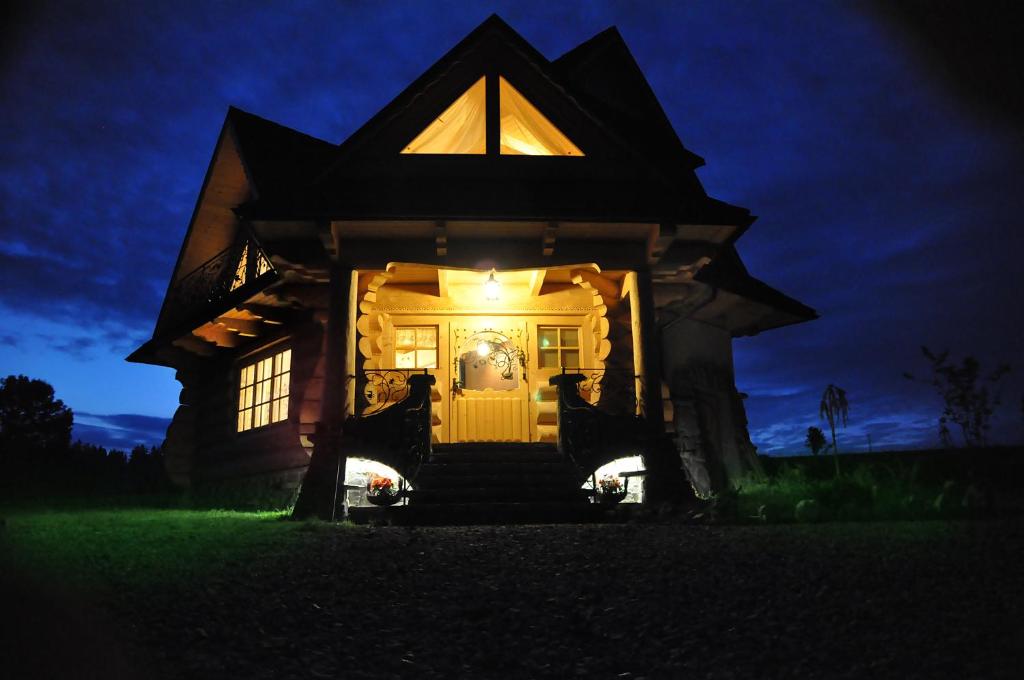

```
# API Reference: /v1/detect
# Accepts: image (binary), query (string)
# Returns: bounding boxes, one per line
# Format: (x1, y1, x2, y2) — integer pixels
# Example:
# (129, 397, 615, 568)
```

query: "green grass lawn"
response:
(0, 507, 335, 591)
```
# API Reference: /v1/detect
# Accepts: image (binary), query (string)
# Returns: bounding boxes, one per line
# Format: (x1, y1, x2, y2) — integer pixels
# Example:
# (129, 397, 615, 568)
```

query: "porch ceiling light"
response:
(484, 270, 501, 300)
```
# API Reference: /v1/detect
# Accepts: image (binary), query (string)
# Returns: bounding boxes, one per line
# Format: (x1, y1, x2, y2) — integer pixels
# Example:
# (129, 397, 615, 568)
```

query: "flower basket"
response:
(366, 476, 400, 506)
(596, 489, 627, 505)
(595, 475, 626, 505)
(366, 491, 401, 507)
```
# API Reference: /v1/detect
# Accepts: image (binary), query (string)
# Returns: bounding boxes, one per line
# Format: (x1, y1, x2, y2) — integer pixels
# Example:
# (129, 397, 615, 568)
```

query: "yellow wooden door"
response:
(449, 323, 531, 442)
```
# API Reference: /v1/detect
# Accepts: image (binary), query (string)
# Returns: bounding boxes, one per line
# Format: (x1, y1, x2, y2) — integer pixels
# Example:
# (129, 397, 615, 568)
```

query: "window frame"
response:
(236, 346, 292, 434)
(537, 326, 581, 370)
(393, 325, 438, 370)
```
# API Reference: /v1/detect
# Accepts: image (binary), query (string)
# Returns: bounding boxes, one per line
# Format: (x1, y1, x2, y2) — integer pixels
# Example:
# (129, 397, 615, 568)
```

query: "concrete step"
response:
(349, 501, 638, 526)
(418, 461, 573, 477)
(410, 487, 589, 504)
(411, 442, 585, 508)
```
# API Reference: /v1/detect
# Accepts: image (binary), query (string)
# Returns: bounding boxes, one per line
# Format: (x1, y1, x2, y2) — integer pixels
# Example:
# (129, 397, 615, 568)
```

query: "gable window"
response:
(230, 243, 273, 292)
(394, 327, 437, 369)
(498, 77, 582, 156)
(402, 75, 583, 156)
(538, 326, 579, 368)
(237, 348, 291, 432)
(403, 77, 487, 154)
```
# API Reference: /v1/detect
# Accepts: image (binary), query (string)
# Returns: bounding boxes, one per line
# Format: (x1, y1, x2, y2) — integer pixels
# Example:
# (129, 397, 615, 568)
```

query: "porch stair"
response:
(349, 442, 615, 526)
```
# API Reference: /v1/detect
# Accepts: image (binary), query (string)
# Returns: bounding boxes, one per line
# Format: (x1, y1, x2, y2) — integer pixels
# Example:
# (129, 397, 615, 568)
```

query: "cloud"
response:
(73, 411, 171, 450)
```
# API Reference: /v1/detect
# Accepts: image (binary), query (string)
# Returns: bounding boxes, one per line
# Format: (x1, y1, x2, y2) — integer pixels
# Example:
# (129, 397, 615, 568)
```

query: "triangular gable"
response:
(552, 27, 704, 174)
(153, 112, 259, 337)
(228, 107, 337, 199)
(499, 77, 582, 156)
(402, 77, 486, 154)
(401, 74, 583, 156)
(315, 15, 635, 178)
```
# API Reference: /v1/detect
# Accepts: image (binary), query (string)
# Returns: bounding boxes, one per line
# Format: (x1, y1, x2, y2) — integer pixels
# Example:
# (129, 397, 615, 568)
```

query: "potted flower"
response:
(595, 475, 626, 505)
(366, 475, 400, 506)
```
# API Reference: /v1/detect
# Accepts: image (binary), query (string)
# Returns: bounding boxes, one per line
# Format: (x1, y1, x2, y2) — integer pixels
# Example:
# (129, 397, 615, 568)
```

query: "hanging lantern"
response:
(484, 270, 501, 300)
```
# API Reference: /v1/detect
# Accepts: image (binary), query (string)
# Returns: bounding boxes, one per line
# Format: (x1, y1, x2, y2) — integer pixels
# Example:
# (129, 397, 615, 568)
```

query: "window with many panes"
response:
(394, 327, 437, 369)
(237, 348, 291, 432)
(538, 327, 579, 368)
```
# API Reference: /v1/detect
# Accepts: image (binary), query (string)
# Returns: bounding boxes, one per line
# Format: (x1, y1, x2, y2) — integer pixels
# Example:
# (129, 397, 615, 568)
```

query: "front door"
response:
(449, 322, 531, 442)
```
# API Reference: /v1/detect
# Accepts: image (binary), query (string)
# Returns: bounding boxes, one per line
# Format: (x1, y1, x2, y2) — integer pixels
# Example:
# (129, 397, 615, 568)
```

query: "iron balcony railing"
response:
(161, 237, 275, 331)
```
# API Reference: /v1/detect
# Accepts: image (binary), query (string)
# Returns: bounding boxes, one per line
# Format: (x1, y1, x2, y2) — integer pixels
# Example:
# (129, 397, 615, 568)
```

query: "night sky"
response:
(2, 1, 1021, 454)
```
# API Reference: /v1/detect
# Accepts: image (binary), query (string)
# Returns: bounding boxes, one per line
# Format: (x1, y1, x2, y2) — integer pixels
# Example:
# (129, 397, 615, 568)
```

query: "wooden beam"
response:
(171, 334, 217, 357)
(215, 316, 263, 336)
(193, 326, 241, 348)
(528, 269, 546, 297)
(542, 221, 558, 256)
(438, 268, 450, 298)
(434, 220, 447, 256)
(573, 269, 620, 300)
(648, 223, 676, 262)
(237, 303, 294, 324)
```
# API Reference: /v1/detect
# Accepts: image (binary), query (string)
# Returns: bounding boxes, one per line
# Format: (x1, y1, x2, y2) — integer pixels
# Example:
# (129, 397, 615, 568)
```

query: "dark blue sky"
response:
(2, 1, 1021, 453)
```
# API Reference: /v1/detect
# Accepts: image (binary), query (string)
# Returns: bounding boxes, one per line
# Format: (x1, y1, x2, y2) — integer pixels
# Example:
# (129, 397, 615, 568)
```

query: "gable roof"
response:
(695, 246, 818, 323)
(229, 15, 743, 228)
(552, 27, 706, 185)
(228, 107, 337, 201)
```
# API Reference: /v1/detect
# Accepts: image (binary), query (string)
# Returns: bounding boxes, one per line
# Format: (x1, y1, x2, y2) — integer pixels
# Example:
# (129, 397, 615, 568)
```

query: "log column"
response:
(635, 268, 690, 505)
(292, 263, 354, 520)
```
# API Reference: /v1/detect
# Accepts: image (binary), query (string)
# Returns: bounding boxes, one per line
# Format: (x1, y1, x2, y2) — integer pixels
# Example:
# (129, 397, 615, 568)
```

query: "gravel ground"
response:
(7, 519, 1024, 679)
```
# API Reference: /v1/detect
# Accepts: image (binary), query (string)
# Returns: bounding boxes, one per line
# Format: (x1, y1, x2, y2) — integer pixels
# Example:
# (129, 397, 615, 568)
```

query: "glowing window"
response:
(237, 348, 291, 432)
(230, 243, 273, 291)
(538, 326, 580, 369)
(394, 327, 437, 369)
(402, 77, 486, 154)
(401, 76, 583, 156)
(499, 77, 583, 156)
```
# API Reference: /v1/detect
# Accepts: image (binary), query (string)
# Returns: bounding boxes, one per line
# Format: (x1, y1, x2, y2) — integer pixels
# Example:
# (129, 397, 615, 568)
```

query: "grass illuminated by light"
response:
(1, 508, 339, 591)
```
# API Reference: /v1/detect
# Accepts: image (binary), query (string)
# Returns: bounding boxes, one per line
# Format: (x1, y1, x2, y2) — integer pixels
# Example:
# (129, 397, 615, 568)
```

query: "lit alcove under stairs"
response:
(347, 443, 629, 525)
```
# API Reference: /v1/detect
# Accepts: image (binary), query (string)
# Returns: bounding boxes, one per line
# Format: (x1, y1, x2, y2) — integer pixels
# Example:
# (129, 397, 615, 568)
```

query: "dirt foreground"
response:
(3, 519, 1023, 679)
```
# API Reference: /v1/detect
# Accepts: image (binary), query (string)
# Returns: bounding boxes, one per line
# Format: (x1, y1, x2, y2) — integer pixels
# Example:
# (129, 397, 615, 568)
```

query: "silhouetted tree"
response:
(805, 426, 827, 455)
(0, 374, 73, 458)
(819, 384, 848, 476)
(904, 347, 1010, 447)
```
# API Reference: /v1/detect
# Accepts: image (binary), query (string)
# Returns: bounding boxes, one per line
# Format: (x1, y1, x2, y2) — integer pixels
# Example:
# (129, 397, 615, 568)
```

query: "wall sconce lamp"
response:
(484, 269, 501, 300)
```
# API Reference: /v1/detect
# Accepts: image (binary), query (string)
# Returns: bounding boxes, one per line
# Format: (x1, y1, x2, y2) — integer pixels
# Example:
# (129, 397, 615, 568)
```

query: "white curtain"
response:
(499, 77, 583, 156)
(403, 77, 487, 154)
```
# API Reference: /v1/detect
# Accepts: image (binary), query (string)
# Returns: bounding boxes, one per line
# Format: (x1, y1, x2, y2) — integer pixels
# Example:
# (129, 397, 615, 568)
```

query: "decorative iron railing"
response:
(356, 368, 428, 416)
(549, 370, 651, 479)
(344, 369, 435, 483)
(560, 368, 646, 417)
(161, 237, 275, 330)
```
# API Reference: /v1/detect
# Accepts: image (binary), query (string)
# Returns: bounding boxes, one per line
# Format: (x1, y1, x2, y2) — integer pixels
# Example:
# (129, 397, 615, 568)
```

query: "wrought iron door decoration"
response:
(452, 328, 527, 391)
